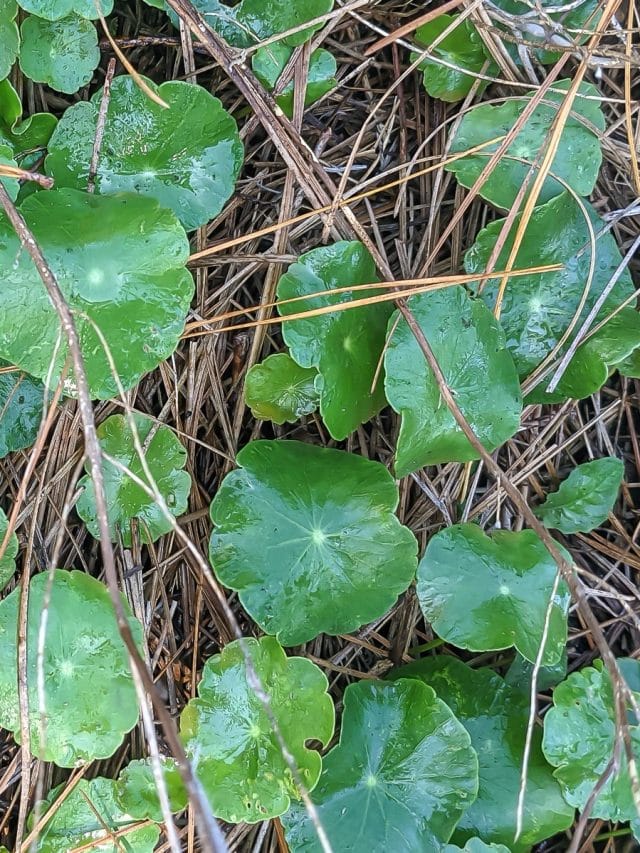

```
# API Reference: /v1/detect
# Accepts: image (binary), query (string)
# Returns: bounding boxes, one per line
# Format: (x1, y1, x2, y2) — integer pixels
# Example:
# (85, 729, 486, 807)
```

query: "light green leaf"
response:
(444, 841, 512, 853)
(19, 14, 99, 94)
(282, 679, 479, 851)
(0, 362, 45, 459)
(30, 778, 159, 853)
(277, 241, 391, 440)
(417, 523, 570, 664)
(543, 659, 640, 821)
(447, 81, 604, 208)
(0, 569, 142, 766)
(180, 636, 334, 822)
(76, 413, 191, 546)
(46, 74, 244, 231)
(252, 42, 336, 118)
(209, 440, 418, 645)
(535, 456, 624, 533)
(391, 656, 574, 850)
(0, 506, 18, 590)
(0, 79, 57, 161)
(0, 188, 194, 400)
(0, 1, 19, 81)
(117, 757, 188, 822)
(17, 0, 113, 19)
(244, 353, 319, 424)
(0, 142, 18, 200)
(384, 287, 522, 476)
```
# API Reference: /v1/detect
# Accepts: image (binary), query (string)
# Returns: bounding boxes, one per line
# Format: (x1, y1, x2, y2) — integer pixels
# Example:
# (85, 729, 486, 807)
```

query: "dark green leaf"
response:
(252, 42, 336, 117)
(505, 649, 567, 694)
(0, 506, 17, 590)
(116, 757, 188, 822)
(0, 362, 45, 459)
(19, 14, 99, 94)
(244, 353, 319, 424)
(17, 0, 113, 19)
(0, 1, 19, 81)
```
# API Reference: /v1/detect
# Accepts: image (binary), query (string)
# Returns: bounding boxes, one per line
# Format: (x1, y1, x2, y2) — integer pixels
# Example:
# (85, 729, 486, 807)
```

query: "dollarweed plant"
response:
(0, 1, 638, 851)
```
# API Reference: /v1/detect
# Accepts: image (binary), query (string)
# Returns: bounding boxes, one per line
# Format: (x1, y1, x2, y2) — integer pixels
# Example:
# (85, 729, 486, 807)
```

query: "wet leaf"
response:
(384, 288, 522, 476)
(0, 1, 19, 81)
(209, 440, 418, 645)
(17, 0, 114, 18)
(252, 42, 336, 118)
(447, 81, 604, 208)
(0, 570, 143, 766)
(76, 413, 191, 546)
(535, 456, 624, 533)
(277, 241, 391, 440)
(0, 188, 194, 400)
(46, 74, 244, 230)
(282, 679, 479, 851)
(0, 506, 18, 590)
(391, 656, 574, 850)
(0, 362, 45, 459)
(19, 14, 99, 94)
(244, 353, 319, 424)
(117, 757, 188, 821)
(416, 523, 570, 664)
(180, 636, 334, 822)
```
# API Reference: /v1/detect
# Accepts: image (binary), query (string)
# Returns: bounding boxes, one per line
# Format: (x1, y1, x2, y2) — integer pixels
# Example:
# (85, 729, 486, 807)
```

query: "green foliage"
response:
(244, 353, 319, 424)
(0, 570, 142, 766)
(209, 440, 418, 645)
(180, 636, 334, 822)
(0, 1, 19, 81)
(76, 413, 192, 546)
(116, 757, 188, 821)
(252, 43, 337, 117)
(46, 74, 244, 230)
(417, 524, 570, 664)
(0, 143, 18, 200)
(278, 241, 390, 439)
(283, 679, 479, 851)
(535, 456, 624, 533)
(0, 362, 44, 459)
(19, 14, 99, 94)
(18, 0, 114, 18)
(0, 507, 17, 590)
(444, 842, 511, 853)
(384, 288, 522, 476)
(0, 79, 57, 161)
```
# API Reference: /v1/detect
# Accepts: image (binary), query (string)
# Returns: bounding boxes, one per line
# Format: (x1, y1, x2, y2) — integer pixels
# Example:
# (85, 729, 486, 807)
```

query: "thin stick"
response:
(87, 58, 116, 193)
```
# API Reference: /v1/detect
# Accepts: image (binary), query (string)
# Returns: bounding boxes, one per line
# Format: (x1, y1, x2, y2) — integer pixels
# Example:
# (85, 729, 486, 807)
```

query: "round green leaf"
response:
(543, 659, 640, 821)
(46, 75, 244, 231)
(447, 81, 604, 209)
(0, 1, 19, 82)
(283, 679, 479, 851)
(19, 14, 99, 95)
(209, 440, 418, 645)
(535, 456, 624, 534)
(444, 841, 511, 853)
(30, 778, 159, 853)
(384, 287, 522, 477)
(0, 188, 194, 400)
(180, 636, 334, 823)
(391, 656, 574, 850)
(252, 42, 336, 118)
(76, 413, 191, 546)
(244, 353, 319, 424)
(17, 0, 113, 19)
(417, 523, 570, 664)
(0, 569, 143, 766)
(0, 506, 18, 590)
(0, 362, 45, 459)
(117, 757, 188, 822)
(277, 241, 391, 440)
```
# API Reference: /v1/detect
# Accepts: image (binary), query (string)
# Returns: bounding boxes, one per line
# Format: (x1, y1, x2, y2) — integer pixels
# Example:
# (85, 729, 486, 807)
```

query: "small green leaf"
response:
(0, 570, 143, 766)
(277, 241, 391, 440)
(209, 440, 418, 645)
(244, 353, 319, 424)
(46, 75, 244, 231)
(282, 679, 479, 851)
(447, 81, 604, 208)
(505, 649, 567, 694)
(30, 778, 160, 853)
(180, 636, 334, 823)
(0, 79, 57, 161)
(76, 413, 191, 546)
(444, 841, 511, 853)
(412, 14, 496, 102)
(417, 523, 570, 664)
(0, 362, 45, 459)
(0, 188, 194, 400)
(391, 656, 574, 850)
(17, 0, 113, 19)
(252, 42, 336, 118)
(0, 506, 18, 590)
(117, 757, 188, 821)
(535, 457, 624, 534)
(613, 346, 640, 379)
(0, 1, 19, 81)
(19, 14, 99, 94)
(384, 288, 522, 476)
(543, 659, 640, 821)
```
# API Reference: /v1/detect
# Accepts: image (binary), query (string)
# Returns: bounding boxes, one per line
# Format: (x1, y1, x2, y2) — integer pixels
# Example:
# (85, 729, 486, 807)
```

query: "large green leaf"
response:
(391, 656, 574, 850)
(543, 659, 640, 821)
(384, 288, 522, 476)
(244, 353, 319, 424)
(283, 679, 479, 851)
(0, 506, 18, 590)
(0, 570, 142, 766)
(209, 440, 418, 645)
(447, 81, 604, 209)
(46, 75, 244, 231)
(0, 362, 44, 459)
(252, 42, 336, 118)
(277, 241, 391, 440)
(417, 523, 570, 664)
(116, 757, 188, 822)
(0, 188, 194, 400)
(535, 456, 624, 533)
(19, 14, 100, 94)
(17, 0, 114, 18)
(0, 1, 19, 81)
(464, 192, 639, 401)
(30, 778, 159, 853)
(180, 636, 334, 823)
(76, 413, 192, 546)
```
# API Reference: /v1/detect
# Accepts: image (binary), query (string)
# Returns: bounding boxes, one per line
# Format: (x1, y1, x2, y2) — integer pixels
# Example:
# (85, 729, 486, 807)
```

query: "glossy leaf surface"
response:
(19, 14, 99, 94)
(252, 43, 336, 117)
(0, 1, 18, 81)
(180, 636, 334, 822)
(18, 0, 114, 18)
(444, 841, 511, 853)
(0, 507, 17, 590)
(209, 440, 418, 645)
(117, 757, 188, 821)
(244, 353, 319, 424)
(0, 79, 57, 160)
(0, 361, 44, 459)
